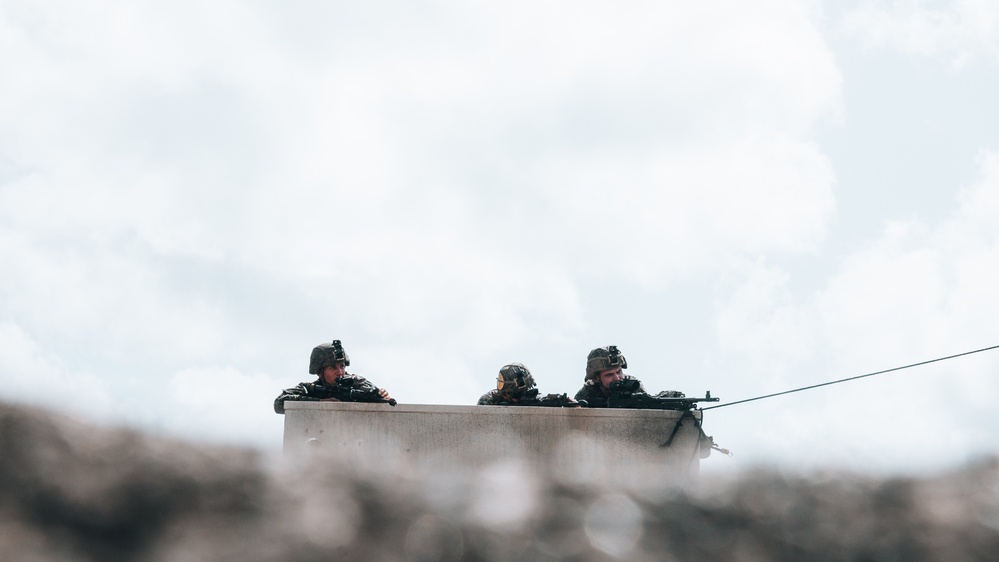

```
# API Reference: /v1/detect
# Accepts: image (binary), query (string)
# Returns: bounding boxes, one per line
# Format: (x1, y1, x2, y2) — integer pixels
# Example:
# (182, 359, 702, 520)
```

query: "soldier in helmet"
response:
(478, 363, 537, 405)
(574, 345, 684, 407)
(477, 363, 579, 406)
(273, 340, 393, 414)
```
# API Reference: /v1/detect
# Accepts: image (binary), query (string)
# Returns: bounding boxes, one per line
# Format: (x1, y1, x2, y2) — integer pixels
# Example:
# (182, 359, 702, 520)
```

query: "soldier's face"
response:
(322, 362, 347, 384)
(496, 379, 519, 402)
(598, 367, 624, 390)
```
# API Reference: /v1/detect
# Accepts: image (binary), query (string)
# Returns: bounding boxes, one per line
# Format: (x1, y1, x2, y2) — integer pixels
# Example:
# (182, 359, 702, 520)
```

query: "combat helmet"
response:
(585, 345, 627, 381)
(496, 363, 536, 396)
(309, 340, 350, 375)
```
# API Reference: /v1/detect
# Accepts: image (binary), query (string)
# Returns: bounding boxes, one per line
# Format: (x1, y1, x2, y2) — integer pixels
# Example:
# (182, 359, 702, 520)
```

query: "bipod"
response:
(660, 409, 696, 447)
(660, 409, 733, 457)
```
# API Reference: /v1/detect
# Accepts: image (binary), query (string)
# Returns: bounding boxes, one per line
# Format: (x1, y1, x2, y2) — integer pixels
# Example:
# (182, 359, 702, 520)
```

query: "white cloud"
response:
(166, 365, 285, 447)
(0, 322, 114, 420)
(844, 0, 999, 67)
(20, 0, 987, 476)
(541, 132, 836, 286)
(710, 148, 999, 473)
(816, 149, 999, 364)
(0, 0, 843, 368)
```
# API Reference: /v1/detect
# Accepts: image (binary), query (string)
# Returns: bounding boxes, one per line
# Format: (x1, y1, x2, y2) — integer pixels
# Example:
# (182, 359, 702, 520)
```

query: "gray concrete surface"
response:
(283, 402, 709, 483)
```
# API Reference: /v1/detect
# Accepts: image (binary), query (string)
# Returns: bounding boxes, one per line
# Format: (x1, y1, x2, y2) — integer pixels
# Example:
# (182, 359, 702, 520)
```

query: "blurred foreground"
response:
(2, 401, 998, 561)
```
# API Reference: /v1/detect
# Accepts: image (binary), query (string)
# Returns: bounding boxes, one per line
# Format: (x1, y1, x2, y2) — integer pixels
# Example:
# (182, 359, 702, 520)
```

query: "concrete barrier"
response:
(283, 402, 709, 483)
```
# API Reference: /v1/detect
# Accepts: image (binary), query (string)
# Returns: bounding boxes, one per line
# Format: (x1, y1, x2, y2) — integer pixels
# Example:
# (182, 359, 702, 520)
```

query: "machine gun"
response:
(498, 389, 584, 408)
(322, 375, 397, 406)
(603, 380, 730, 455)
(606, 379, 718, 410)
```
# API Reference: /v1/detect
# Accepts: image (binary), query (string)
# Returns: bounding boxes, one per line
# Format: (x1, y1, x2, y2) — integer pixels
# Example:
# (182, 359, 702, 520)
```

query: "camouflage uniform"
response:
(274, 339, 388, 414)
(477, 363, 536, 405)
(576, 345, 683, 407)
(273, 374, 382, 414)
(573, 375, 647, 408)
(477, 389, 516, 405)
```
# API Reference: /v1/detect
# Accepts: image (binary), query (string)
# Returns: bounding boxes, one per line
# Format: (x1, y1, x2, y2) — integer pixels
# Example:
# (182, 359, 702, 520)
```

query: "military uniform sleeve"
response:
(347, 375, 380, 394)
(273, 382, 319, 414)
(574, 383, 608, 407)
(477, 390, 499, 405)
(336, 375, 392, 403)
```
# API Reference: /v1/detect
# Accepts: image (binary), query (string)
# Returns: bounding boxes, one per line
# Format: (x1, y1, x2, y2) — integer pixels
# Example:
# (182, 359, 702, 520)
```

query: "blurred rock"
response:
(2, 401, 998, 561)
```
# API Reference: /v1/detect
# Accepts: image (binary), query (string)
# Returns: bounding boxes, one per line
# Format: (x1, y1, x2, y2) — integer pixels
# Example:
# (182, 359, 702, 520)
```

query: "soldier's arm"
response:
(575, 385, 607, 407)
(361, 378, 393, 402)
(273, 382, 319, 414)
(337, 375, 396, 405)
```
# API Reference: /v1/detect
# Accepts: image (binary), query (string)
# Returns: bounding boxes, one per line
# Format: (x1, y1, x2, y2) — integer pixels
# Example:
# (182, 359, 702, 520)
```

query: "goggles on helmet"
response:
(495, 363, 534, 394)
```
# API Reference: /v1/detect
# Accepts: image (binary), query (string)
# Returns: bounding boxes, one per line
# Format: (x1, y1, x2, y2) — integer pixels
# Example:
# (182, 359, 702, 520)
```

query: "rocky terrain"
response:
(2, 401, 997, 561)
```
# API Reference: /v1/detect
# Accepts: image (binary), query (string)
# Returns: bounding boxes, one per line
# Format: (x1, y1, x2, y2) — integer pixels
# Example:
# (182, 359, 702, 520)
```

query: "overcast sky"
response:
(2, 0, 998, 477)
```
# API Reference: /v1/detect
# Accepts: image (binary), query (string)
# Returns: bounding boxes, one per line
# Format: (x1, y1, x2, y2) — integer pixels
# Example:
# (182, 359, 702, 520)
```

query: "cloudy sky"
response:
(2, 0, 998, 477)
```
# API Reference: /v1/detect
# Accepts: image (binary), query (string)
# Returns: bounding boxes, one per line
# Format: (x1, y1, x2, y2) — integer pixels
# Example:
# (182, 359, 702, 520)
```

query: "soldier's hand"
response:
(378, 388, 398, 406)
(319, 397, 342, 402)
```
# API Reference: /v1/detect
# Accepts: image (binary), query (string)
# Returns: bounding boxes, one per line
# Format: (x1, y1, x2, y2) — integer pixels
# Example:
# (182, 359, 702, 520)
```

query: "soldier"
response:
(477, 363, 579, 406)
(273, 340, 393, 414)
(574, 345, 683, 407)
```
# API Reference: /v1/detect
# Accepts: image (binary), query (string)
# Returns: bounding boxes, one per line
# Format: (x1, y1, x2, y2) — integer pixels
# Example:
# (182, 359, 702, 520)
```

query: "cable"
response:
(701, 343, 999, 411)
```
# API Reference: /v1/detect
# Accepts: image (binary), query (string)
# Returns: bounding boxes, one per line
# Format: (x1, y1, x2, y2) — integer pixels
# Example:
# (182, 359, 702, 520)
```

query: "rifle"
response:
(498, 389, 584, 408)
(602, 380, 730, 455)
(319, 376, 397, 406)
(606, 379, 718, 411)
